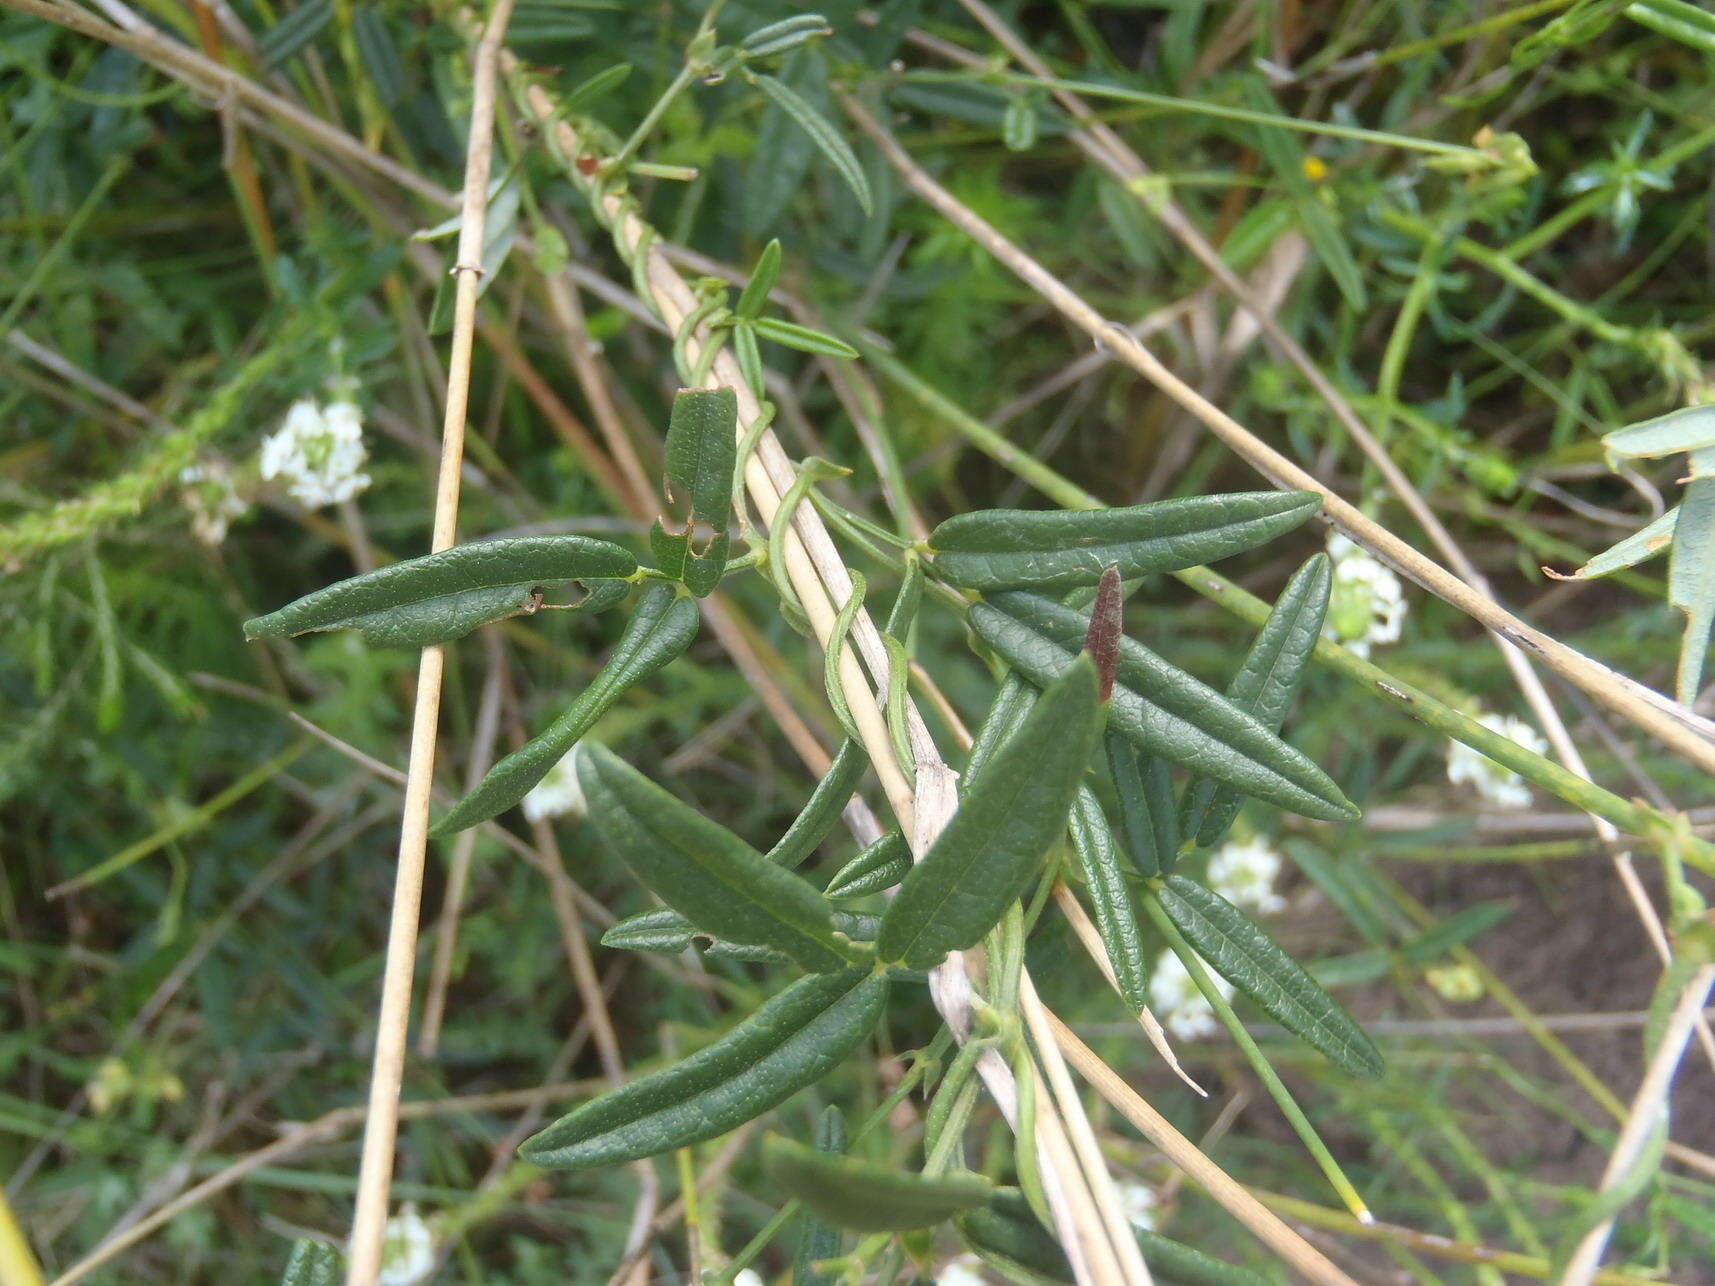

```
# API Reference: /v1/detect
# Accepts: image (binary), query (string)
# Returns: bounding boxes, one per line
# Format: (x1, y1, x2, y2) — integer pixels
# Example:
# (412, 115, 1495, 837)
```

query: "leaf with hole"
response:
(243, 535, 636, 645)
(1181, 553, 1331, 847)
(764, 1135, 994, 1231)
(927, 492, 1319, 591)
(824, 831, 912, 900)
(651, 388, 738, 596)
(1155, 875, 1383, 1079)
(432, 585, 698, 834)
(521, 967, 887, 1170)
(603, 906, 877, 963)
(970, 592, 1355, 822)
(579, 743, 857, 972)
(753, 73, 874, 215)
(878, 656, 1101, 969)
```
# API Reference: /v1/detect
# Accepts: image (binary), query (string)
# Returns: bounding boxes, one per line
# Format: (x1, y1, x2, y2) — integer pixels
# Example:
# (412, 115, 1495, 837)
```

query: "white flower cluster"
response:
(522, 743, 589, 822)
(936, 1257, 988, 1286)
(377, 1206, 436, 1286)
(259, 398, 371, 508)
(1206, 835, 1286, 915)
(1446, 712, 1547, 809)
(1117, 1180, 1158, 1232)
(1325, 533, 1406, 658)
(1148, 949, 1233, 1041)
(178, 460, 248, 545)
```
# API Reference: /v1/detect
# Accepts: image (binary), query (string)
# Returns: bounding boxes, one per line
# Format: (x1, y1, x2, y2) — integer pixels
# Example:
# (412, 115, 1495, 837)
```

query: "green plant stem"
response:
(1139, 891, 1372, 1224)
(862, 339, 1715, 872)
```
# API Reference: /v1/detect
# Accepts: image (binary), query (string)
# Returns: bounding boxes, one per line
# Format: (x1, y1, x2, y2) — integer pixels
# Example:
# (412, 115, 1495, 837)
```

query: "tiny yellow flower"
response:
(1426, 963, 1484, 1003)
(1301, 156, 1328, 183)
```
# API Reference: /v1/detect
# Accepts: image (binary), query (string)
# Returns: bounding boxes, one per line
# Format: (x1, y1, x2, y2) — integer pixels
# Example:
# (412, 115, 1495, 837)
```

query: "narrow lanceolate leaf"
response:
(741, 13, 833, 58)
(579, 744, 856, 973)
(1106, 733, 1179, 876)
(1156, 875, 1383, 1080)
(763, 1135, 994, 1231)
(824, 831, 911, 899)
(927, 492, 1320, 591)
(260, 0, 333, 67)
(1671, 473, 1715, 704)
(351, 8, 404, 106)
(879, 657, 1101, 969)
(1561, 505, 1678, 580)
(244, 535, 636, 643)
(1602, 402, 1715, 461)
(794, 1106, 847, 1286)
(1068, 787, 1148, 1014)
(521, 968, 887, 1170)
(753, 73, 875, 215)
(1136, 1230, 1272, 1286)
(281, 1240, 342, 1285)
(1182, 554, 1332, 847)
(971, 593, 1355, 822)
(432, 586, 698, 834)
(766, 739, 868, 870)
(651, 388, 738, 597)
(965, 673, 1036, 781)
(751, 316, 861, 358)
(957, 1189, 1071, 1284)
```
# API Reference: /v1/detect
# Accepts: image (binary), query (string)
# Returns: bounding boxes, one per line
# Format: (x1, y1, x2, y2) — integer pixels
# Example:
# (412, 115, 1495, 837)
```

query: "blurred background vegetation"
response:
(4, 0, 1715, 1281)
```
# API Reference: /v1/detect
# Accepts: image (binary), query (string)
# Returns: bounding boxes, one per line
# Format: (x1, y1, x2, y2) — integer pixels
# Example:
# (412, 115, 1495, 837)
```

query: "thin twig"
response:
(345, 4, 514, 1282)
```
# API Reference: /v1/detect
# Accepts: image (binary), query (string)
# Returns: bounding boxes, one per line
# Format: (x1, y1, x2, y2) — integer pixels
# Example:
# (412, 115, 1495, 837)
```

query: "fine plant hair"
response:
(6, 3, 1715, 1286)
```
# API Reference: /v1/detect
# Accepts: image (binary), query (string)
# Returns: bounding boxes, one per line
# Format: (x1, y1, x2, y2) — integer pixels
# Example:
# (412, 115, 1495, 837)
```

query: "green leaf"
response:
(1564, 505, 1678, 580)
(736, 239, 783, 320)
(751, 315, 861, 358)
(579, 744, 857, 972)
(794, 1106, 848, 1286)
(243, 535, 637, 644)
(1105, 732, 1179, 876)
(753, 73, 874, 215)
(280, 1240, 341, 1285)
(1068, 787, 1148, 1014)
(432, 585, 699, 834)
(744, 50, 826, 235)
(927, 492, 1320, 591)
(651, 388, 737, 596)
(1155, 875, 1383, 1079)
(964, 673, 1036, 781)
(824, 831, 912, 899)
(521, 967, 887, 1170)
(1602, 403, 1715, 461)
(1671, 473, 1715, 704)
(561, 62, 632, 113)
(766, 739, 869, 870)
(1137, 1231, 1272, 1286)
(261, 0, 333, 68)
(763, 1135, 994, 1231)
(971, 593, 1356, 822)
(601, 908, 694, 954)
(1002, 94, 1039, 151)
(351, 8, 405, 107)
(957, 1189, 1071, 1284)
(741, 13, 834, 59)
(1181, 553, 1331, 847)
(878, 657, 1101, 969)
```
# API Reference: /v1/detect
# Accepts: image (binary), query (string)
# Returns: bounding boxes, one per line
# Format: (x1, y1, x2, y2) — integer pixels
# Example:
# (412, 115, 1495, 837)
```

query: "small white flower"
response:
(1325, 533, 1406, 658)
(936, 1256, 989, 1286)
(1117, 1181, 1158, 1232)
(1207, 836, 1286, 915)
(377, 1206, 436, 1286)
(1446, 713, 1547, 809)
(259, 398, 372, 508)
(178, 460, 248, 545)
(730, 1271, 765, 1286)
(522, 744, 588, 822)
(1148, 950, 1232, 1041)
